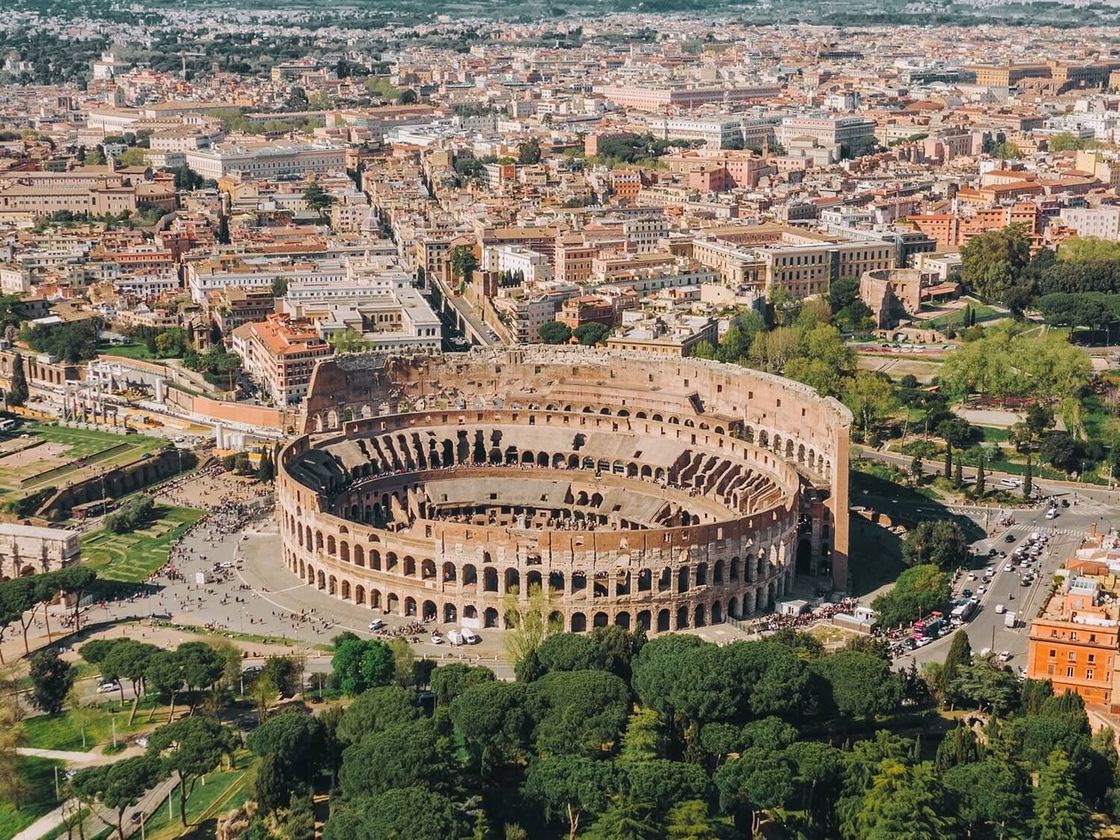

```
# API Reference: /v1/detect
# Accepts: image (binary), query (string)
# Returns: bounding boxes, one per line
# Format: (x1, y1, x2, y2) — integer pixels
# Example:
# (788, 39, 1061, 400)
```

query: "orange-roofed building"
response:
(231, 314, 331, 406)
(1027, 529, 1120, 710)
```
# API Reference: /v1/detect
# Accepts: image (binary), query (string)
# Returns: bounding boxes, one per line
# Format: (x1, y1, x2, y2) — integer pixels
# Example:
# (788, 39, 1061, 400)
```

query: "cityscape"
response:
(2, 2, 1120, 839)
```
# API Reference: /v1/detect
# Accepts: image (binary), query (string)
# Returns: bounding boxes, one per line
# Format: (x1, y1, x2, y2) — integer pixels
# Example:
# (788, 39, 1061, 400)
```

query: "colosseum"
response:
(275, 347, 851, 634)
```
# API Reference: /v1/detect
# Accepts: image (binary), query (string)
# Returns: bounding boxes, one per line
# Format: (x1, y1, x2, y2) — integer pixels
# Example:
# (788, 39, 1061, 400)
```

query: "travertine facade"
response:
(276, 348, 851, 633)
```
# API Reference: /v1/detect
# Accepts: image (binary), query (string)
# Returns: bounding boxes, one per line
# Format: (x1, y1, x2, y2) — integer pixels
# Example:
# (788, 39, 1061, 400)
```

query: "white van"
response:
(460, 627, 478, 645)
(447, 630, 464, 646)
(999, 478, 1020, 488)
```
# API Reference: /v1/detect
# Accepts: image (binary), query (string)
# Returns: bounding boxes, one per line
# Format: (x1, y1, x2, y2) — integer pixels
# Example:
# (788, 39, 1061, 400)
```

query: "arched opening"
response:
(355, 585, 365, 605)
(694, 604, 706, 627)
(656, 609, 670, 632)
(637, 610, 651, 632)
(444, 603, 458, 623)
(711, 601, 723, 624)
(505, 568, 520, 595)
(422, 600, 437, 621)
(615, 612, 631, 629)
(797, 539, 813, 575)
(386, 592, 400, 614)
(404, 596, 417, 616)
(677, 566, 690, 592)
(484, 567, 499, 592)
(570, 612, 587, 632)
(462, 564, 477, 588)
(593, 612, 609, 628)
(675, 606, 688, 629)
(484, 607, 499, 628)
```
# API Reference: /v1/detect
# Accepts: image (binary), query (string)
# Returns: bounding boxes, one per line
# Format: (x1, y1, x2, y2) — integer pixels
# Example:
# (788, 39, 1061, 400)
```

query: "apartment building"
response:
(183, 140, 347, 180)
(1060, 206, 1120, 241)
(593, 83, 782, 111)
(775, 115, 877, 150)
(483, 244, 553, 282)
(208, 286, 278, 336)
(231, 314, 332, 406)
(1026, 530, 1120, 710)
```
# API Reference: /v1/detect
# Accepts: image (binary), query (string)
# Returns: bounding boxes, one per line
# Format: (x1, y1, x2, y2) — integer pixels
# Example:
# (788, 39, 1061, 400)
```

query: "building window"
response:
(1067, 667, 1075, 678)
(1087, 669, 1095, 681)
(1068, 652, 1077, 662)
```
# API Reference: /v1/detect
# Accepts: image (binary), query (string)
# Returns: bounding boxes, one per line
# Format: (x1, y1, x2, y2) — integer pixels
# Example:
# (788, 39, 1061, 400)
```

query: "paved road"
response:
(87, 509, 513, 679)
(894, 501, 1101, 673)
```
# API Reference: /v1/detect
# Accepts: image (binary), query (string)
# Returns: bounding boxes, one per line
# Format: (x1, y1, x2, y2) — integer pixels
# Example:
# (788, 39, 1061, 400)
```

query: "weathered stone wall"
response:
(280, 348, 852, 630)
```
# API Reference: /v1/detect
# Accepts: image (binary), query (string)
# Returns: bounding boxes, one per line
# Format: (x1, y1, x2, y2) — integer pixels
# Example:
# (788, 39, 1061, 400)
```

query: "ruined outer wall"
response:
(301, 347, 851, 589)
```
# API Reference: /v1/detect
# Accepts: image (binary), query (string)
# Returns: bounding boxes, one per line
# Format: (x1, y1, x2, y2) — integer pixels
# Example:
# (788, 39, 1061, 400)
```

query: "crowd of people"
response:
(740, 597, 862, 635)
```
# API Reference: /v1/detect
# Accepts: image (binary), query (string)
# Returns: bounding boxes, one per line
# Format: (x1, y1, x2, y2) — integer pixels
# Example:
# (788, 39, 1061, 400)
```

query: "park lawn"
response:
(98, 342, 153, 361)
(81, 505, 204, 583)
(0, 755, 61, 840)
(23, 696, 171, 753)
(32, 424, 164, 459)
(923, 299, 1002, 330)
(141, 752, 256, 840)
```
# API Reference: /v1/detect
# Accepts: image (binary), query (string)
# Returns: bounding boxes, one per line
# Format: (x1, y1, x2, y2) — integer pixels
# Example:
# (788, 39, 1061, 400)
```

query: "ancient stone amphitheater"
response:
(276, 347, 851, 634)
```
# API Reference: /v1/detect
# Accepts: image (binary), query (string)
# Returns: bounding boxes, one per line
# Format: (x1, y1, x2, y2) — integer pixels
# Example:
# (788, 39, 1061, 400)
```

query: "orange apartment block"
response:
(1027, 532, 1120, 710)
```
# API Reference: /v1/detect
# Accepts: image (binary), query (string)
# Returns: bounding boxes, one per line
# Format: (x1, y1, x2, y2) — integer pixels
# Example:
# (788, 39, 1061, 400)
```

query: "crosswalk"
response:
(999, 522, 1080, 539)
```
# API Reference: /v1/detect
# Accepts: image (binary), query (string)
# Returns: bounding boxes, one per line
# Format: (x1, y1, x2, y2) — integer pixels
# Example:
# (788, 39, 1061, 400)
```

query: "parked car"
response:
(97, 681, 120, 694)
(368, 619, 385, 631)
(998, 651, 1012, 662)
(995, 604, 1006, 614)
(461, 627, 479, 645)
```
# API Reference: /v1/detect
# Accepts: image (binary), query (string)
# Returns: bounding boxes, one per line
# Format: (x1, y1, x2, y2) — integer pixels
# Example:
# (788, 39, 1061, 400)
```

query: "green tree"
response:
(715, 746, 795, 836)
(538, 321, 573, 344)
(1034, 749, 1094, 840)
(518, 139, 542, 165)
(71, 755, 163, 840)
(336, 684, 420, 744)
(871, 564, 950, 628)
(960, 225, 1032, 302)
(28, 649, 73, 714)
(526, 669, 631, 757)
(146, 716, 238, 826)
(1048, 132, 1087, 153)
(574, 322, 610, 346)
(338, 719, 451, 798)
(331, 635, 393, 695)
(902, 520, 969, 570)
(843, 371, 896, 437)
(854, 760, 955, 839)
(324, 787, 463, 840)
(328, 327, 370, 353)
(939, 631, 972, 704)
(523, 755, 616, 840)
(992, 141, 1021, 160)
(583, 796, 658, 840)
(942, 759, 1028, 839)
(430, 662, 495, 706)
(451, 681, 531, 773)
(828, 277, 861, 313)
(7, 352, 27, 407)
(302, 180, 334, 219)
(246, 710, 325, 787)
(665, 799, 726, 840)
(813, 649, 901, 720)
(451, 245, 478, 283)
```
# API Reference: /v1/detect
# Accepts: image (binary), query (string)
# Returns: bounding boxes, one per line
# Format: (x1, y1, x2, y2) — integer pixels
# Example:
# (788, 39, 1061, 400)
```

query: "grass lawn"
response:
(923, 299, 1002, 330)
(0, 423, 167, 499)
(0, 756, 61, 840)
(81, 505, 204, 583)
(98, 342, 153, 361)
(139, 752, 256, 840)
(22, 698, 160, 753)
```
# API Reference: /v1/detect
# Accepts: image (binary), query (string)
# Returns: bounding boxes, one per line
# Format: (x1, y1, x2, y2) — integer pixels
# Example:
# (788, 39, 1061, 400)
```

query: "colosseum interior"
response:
(276, 347, 851, 634)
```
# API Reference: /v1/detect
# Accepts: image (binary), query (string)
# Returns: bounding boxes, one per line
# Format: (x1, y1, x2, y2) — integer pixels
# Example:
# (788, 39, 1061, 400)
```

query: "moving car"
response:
(998, 650, 1012, 662)
(995, 604, 1006, 614)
